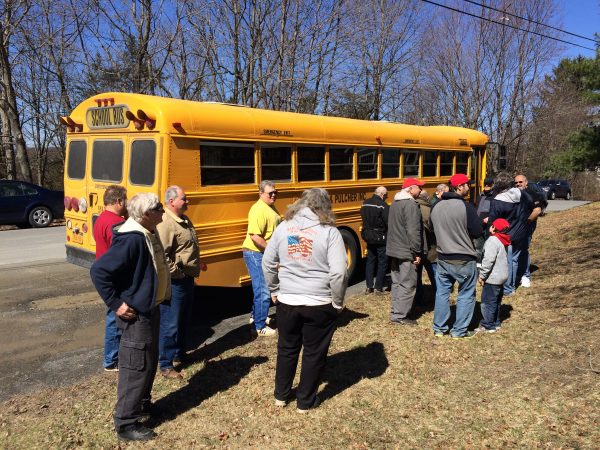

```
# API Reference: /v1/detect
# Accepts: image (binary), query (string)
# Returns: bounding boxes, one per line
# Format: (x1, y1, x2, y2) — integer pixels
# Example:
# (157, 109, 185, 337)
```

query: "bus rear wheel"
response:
(339, 229, 358, 282)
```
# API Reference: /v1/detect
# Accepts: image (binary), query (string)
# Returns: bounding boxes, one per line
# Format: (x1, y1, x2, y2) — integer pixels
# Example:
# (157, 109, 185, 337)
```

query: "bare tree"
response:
(0, 0, 32, 181)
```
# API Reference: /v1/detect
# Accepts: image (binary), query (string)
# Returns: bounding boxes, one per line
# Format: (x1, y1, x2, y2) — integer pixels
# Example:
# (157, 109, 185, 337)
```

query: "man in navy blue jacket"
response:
(91, 193, 170, 442)
(487, 172, 533, 295)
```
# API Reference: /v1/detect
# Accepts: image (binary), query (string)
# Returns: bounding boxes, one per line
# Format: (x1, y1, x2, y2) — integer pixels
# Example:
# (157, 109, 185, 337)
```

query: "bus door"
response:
(88, 136, 161, 253)
(87, 138, 128, 254)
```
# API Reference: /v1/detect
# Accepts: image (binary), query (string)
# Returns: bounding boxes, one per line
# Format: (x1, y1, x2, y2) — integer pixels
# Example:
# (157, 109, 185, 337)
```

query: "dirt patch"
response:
(30, 292, 100, 310)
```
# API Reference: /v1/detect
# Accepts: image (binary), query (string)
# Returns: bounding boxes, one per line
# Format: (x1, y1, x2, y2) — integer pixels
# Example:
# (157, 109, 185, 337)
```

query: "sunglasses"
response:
(266, 190, 278, 197)
(150, 202, 164, 212)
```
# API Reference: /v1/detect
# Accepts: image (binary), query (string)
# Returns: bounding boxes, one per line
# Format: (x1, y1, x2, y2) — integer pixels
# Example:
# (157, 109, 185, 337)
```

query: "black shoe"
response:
(391, 318, 418, 326)
(364, 288, 374, 294)
(117, 423, 157, 441)
(374, 289, 385, 296)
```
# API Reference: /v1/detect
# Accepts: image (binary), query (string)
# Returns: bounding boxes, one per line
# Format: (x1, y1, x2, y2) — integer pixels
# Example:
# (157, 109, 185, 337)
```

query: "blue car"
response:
(0, 180, 64, 227)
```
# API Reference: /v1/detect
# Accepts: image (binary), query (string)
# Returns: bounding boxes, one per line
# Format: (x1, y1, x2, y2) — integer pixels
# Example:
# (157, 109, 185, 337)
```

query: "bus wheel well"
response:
(338, 227, 360, 282)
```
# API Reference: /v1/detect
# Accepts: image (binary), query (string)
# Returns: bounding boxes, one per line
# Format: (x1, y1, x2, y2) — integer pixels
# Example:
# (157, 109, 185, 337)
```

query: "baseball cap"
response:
(492, 218, 510, 232)
(484, 177, 494, 186)
(449, 173, 470, 187)
(402, 177, 425, 189)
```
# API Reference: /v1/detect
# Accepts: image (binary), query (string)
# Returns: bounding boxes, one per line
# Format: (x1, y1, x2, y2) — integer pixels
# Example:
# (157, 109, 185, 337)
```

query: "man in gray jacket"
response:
(386, 178, 424, 326)
(430, 173, 483, 339)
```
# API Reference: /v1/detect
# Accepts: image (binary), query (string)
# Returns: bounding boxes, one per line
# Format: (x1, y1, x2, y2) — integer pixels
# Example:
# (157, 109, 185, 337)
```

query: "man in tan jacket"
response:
(156, 185, 206, 379)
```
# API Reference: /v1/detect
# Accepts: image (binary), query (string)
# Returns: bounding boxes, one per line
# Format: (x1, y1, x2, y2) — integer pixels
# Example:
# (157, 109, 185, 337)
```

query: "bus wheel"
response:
(339, 229, 358, 281)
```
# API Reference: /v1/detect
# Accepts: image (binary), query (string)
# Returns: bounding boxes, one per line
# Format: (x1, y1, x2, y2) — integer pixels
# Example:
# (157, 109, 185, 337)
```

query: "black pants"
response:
(114, 307, 160, 432)
(274, 302, 337, 409)
(365, 244, 388, 290)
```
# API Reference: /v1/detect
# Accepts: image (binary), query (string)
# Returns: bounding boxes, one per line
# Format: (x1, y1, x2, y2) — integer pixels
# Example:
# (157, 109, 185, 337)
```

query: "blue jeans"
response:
(415, 260, 437, 304)
(480, 283, 503, 329)
(104, 309, 122, 368)
(159, 275, 194, 370)
(243, 250, 271, 330)
(523, 234, 533, 279)
(504, 243, 527, 295)
(433, 260, 477, 337)
(365, 244, 388, 291)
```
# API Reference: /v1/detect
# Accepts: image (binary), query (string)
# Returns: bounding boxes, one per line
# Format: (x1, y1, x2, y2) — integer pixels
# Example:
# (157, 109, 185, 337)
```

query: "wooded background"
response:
(0, 0, 598, 192)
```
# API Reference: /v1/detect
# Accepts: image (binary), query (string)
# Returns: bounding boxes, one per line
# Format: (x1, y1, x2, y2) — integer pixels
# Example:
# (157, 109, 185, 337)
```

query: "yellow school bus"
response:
(62, 92, 488, 286)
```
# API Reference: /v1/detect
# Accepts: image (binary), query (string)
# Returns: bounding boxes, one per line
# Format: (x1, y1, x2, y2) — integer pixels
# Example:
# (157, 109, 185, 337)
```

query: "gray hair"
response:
(419, 189, 430, 200)
(259, 180, 275, 193)
(165, 185, 182, 203)
(103, 185, 127, 206)
(375, 186, 387, 196)
(494, 171, 513, 192)
(284, 188, 336, 226)
(435, 183, 448, 193)
(127, 192, 160, 223)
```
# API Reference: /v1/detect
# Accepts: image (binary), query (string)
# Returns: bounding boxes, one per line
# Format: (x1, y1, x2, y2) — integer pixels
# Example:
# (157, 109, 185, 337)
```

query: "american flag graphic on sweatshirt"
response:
(287, 235, 313, 258)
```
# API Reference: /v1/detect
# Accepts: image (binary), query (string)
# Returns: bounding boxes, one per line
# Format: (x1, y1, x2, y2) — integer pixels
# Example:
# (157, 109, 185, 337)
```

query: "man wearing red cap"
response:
(430, 173, 483, 338)
(386, 178, 425, 325)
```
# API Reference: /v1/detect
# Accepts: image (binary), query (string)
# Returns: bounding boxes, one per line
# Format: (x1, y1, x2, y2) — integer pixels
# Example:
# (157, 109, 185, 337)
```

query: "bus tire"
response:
(339, 228, 358, 281)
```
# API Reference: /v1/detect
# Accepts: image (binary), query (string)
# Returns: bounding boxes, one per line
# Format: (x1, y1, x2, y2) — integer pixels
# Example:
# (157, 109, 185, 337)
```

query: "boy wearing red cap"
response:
(476, 218, 511, 333)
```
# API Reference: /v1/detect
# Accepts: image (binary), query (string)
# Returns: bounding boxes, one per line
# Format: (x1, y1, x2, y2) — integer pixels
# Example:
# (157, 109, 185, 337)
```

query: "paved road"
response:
(544, 199, 589, 212)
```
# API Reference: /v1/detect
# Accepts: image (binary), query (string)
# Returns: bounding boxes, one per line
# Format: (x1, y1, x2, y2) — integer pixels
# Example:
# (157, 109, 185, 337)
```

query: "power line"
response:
(462, 0, 597, 43)
(420, 0, 597, 52)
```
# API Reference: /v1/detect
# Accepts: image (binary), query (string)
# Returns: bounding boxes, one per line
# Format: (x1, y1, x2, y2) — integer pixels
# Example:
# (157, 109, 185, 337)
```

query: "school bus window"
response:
(200, 141, 254, 186)
(67, 140, 86, 180)
(297, 146, 325, 182)
(91, 140, 124, 182)
(456, 152, 470, 175)
(261, 144, 291, 182)
(130, 140, 156, 186)
(329, 147, 353, 181)
(357, 148, 377, 180)
(402, 150, 419, 177)
(440, 151, 454, 177)
(422, 151, 437, 177)
(382, 149, 400, 178)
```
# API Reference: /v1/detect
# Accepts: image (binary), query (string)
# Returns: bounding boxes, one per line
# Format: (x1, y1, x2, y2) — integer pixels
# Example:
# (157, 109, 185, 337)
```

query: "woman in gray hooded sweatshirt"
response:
(262, 188, 348, 413)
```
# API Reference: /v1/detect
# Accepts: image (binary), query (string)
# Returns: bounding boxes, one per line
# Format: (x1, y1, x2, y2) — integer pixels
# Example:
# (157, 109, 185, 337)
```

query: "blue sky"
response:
(560, 0, 599, 59)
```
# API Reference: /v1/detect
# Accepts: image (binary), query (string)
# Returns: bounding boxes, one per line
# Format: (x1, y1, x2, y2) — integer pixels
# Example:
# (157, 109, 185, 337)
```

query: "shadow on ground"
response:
(320, 341, 388, 403)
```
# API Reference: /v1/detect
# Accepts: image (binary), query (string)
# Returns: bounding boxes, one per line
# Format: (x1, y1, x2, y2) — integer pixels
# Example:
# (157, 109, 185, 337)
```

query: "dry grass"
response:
(2, 203, 600, 449)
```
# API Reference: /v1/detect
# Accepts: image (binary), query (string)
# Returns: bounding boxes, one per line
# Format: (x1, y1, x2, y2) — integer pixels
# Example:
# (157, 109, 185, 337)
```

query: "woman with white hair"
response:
(262, 188, 348, 413)
(91, 192, 170, 442)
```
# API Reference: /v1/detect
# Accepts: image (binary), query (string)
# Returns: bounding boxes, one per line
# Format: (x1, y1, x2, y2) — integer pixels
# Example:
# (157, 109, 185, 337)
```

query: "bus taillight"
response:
(64, 196, 72, 210)
(81, 223, 88, 233)
(70, 197, 80, 212)
(78, 197, 88, 213)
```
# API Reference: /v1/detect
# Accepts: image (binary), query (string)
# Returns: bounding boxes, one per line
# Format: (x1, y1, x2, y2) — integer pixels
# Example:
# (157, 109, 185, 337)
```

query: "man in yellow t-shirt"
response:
(242, 180, 281, 336)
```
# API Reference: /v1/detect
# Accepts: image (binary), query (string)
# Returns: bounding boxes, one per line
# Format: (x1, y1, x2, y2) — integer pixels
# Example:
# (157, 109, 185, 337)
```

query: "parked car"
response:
(538, 179, 572, 200)
(0, 180, 64, 227)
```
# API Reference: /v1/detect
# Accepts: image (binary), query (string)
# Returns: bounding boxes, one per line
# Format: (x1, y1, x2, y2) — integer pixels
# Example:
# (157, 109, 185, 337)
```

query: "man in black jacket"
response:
(360, 186, 389, 295)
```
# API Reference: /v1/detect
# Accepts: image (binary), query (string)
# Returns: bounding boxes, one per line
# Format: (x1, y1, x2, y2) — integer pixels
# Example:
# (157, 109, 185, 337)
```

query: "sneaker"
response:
(160, 368, 183, 379)
(520, 276, 531, 288)
(104, 363, 119, 372)
(451, 331, 477, 339)
(257, 327, 277, 336)
(274, 398, 288, 407)
(390, 318, 417, 326)
(433, 331, 447, 337)
(474, 326, 496, 334)
(364, 288, 374, 295)
(297, 396, 321, 414)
